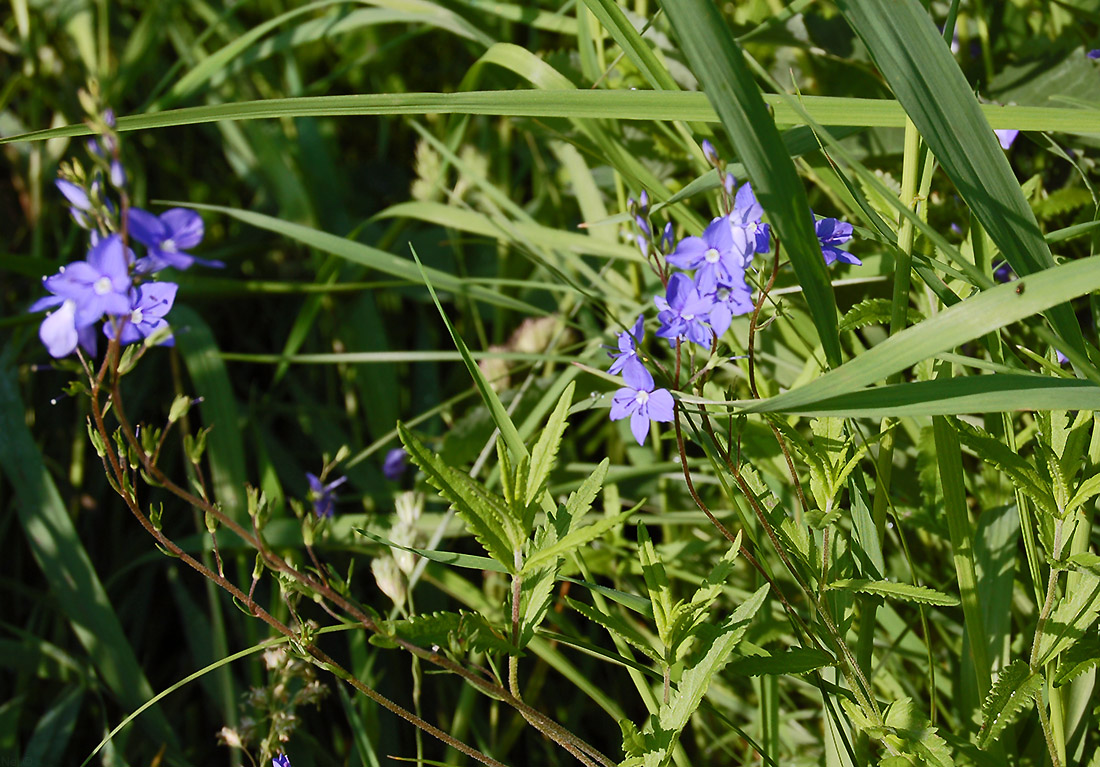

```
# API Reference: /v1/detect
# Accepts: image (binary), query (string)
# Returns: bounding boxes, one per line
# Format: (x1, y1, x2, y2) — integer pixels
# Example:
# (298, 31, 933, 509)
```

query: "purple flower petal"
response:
(609, 388, 637, 421)
(994, 129, 1019, 150)
(622, 360, 655, 391)
(127, 208, 167, 246)
(161, 208, 205, 250)
(39, 300, 79, 357)
(56, 179, 91, 211)
(629, 410, 650, 445)
(645, 389, 675, 422)
(382, 448, 408, 480)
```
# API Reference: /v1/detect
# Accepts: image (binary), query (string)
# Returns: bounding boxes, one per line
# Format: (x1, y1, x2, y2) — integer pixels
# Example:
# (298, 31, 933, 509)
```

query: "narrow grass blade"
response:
(355, 528, 508, 574)
(741, 374, 1100, 418)
(5, 91, 1098, 144)
(580, 0, 679, 91)
(660, 0, 842, 367)
(742, 256, 1100, 414)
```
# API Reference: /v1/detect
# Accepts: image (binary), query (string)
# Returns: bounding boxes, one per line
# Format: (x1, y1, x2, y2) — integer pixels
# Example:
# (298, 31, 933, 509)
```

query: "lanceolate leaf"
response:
(835, 0, 1089, 365)
(728, 647, 834, 677)
(523, 507, 626, 574)
(565, 597, 661, 664)
(526, 381, 574, 509)
(828, 579, 960, 607)
(1035, 570, 1100, 666)
(979, 660, 1041, 749)
(397, 424, 520, 571)
(659, 584, 769, 733)
(1053, 634, 1100, 687)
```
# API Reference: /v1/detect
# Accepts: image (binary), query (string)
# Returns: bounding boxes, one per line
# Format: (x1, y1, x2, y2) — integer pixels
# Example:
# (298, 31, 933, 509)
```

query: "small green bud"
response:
(168, 394, 192, 424)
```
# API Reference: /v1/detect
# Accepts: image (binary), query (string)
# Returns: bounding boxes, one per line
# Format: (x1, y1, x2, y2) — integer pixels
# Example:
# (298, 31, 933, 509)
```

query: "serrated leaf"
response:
(398, 423, 520, 571)
(882, 697, 955, 767)
(379, 610, 518, 657)
(658, 584, 769, 733)
(523, 507, 627, 574)
(566, 596, 661, 663)
(1053, 634, 1100, 687)
(354, 528, 508, 574)
(1036, 570, 1100, 665)
(562, 577, 654, 618)
(518, 558, 558, 650)
(728, 647, 834, 676)
(1066, 471, 1100, 515)
(980, 659, 1041, 748)
(956, 420, 1057, 516)
(638, 524, 673, 642)
(526, 381, 574, 509)
(561, 456, 610, 531)
(828, 579, 960, 607)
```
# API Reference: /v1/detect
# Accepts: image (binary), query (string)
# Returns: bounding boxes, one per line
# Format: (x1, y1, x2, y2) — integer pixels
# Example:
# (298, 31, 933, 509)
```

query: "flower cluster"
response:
(30, 123, 221, 359)
(604, 139, 858, 446)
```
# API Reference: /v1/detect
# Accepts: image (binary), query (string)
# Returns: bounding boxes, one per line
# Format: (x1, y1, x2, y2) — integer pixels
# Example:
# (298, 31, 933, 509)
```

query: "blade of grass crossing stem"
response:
(835, 0, 1091, 371)
(409, 245, 526, 461)
(8, 92, 1100, 146)
(742, 257, 1100, 414)
(0, 359, 179, 750)
(173, 305, 249, 520)
(659, 0, 842, 368)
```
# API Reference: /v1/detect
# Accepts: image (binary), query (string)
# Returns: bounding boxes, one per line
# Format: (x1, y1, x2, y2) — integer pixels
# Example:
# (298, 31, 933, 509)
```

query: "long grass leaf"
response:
(742, 256, 1100, 414)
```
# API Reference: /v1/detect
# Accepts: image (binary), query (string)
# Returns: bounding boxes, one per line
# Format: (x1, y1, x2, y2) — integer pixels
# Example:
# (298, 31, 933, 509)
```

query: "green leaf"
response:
(22, 685, 83, 767)
(561, 577, 654, 618)
(526, 381, 574, 509)
(728, 647, 834, 677)
(838, 298, 924, 334)
(565, 597, 661, 663)
(397, 424, 520, 571)
(1053, 634, 1100, 687)
(881, 698, 955, 767)
(354, 528, 508, 574)
(979, 659, 1041, 749)
(1036, 571, 1100, 666)
(637, 524, 674, 644)
(956, 420, 1058, 516)
(522, 462, 616, 574)
(658, 584, 769, 733)
(742, 257, 1100, 415)
(377, 611, 518, 657)
(660, 0, 842, 367)
(827, 579, 960, 607)
(835, 0, 1089, 365)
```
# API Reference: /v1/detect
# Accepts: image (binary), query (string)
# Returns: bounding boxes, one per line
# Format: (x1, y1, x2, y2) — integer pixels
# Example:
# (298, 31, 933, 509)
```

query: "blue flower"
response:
(128, 207, 222, 272)
(727, 181, 771, 256)
(307, 473, 347, 519)
(993, 261, 1014, 283)
(655, 273, 715, 348)
(273, 755, 292, 767)
(610, 363, 675, 446)
(103, 282, 178, 346)
(666, 216, 750, 294)
(608, 315, 646, 377)
(382, 448, 408, 481)
(704, 279, 754, 337)
(40, 234, 133, 328)
(815, 217, 859, 266)
(1088, 49, 1100, 60)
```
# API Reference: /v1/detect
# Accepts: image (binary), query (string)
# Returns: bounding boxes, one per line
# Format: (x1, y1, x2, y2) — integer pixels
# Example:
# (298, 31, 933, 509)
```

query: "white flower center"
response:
(683, 313, 695, 321)
(131, 308, 144, 324)
(717, 288, 730, 301)
(162, 239, 178, 253)
(93, 276, 113, 295)
(704, 247, 720, 264)
(634, 390, 650, 405)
